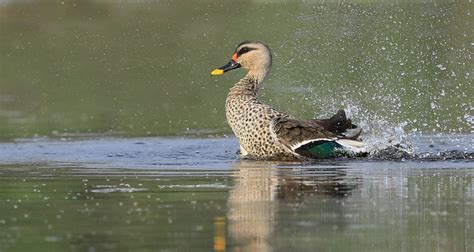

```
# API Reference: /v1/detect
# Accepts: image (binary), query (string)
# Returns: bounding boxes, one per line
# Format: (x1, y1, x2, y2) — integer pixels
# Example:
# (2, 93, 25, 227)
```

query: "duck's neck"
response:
(229, 68, 269, 96)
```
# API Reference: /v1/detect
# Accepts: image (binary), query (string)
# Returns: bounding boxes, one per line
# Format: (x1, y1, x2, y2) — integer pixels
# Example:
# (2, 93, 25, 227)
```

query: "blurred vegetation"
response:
(0, 0, 472, 138)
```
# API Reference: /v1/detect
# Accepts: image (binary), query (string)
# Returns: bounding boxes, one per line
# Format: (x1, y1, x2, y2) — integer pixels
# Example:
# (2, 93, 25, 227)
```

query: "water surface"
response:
(0, 135, 473, 251)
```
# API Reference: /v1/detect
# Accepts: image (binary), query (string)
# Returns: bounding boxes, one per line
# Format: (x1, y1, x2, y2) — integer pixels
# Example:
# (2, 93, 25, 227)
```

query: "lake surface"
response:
(0, 134, 473, 251)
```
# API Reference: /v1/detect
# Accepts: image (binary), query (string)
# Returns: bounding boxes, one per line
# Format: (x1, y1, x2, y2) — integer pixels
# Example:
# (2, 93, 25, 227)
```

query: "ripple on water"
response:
(90, 188, 148, 193)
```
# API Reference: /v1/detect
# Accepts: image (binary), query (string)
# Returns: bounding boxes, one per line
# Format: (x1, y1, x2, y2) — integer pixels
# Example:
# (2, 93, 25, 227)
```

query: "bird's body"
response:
(212, 41, 365, 160)
(226, 76, 293, 159)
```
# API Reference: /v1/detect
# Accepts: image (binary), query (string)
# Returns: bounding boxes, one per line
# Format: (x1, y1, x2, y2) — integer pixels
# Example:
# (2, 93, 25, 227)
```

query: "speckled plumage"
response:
(214, 41, 364, 160)
(226, 76, 294, 159)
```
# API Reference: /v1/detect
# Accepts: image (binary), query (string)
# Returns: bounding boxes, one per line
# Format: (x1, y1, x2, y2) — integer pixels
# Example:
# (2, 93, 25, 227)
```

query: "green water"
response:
(1, 159, 473, 252)
(0, 0, 472, 138)
(0, 135, 473, 251)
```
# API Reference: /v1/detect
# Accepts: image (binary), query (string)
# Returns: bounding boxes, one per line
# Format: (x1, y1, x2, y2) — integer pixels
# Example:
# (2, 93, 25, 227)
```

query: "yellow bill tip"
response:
(210, 69, 224, 76)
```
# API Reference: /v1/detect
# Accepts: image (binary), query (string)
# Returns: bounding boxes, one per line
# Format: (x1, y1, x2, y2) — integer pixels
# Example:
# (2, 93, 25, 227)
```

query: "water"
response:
(0, 135, 473, 251)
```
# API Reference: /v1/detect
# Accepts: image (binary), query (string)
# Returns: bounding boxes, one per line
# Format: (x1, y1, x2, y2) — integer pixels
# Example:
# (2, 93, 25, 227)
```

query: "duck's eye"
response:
(237, 47, 251, 56)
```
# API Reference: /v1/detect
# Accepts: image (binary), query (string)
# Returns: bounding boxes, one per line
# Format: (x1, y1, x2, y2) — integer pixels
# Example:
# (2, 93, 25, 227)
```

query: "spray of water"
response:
(342, 100, 413, 159)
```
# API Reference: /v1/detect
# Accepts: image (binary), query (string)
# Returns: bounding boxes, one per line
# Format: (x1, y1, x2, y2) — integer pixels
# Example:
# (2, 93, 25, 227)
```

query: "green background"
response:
(1, 0, 472, 138)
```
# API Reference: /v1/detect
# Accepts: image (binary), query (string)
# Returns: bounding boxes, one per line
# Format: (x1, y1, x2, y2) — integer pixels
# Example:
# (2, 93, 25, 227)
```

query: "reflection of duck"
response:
(211, 41, 365, 160)
(227, 161, 277, 252)
(226, 161, 357, 252)
(276, 167, 355, 202)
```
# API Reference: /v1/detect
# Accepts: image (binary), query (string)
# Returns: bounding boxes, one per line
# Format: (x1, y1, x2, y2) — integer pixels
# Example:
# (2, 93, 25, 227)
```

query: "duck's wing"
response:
(272, 113, 365, 159)
(272, 116, 335, 149)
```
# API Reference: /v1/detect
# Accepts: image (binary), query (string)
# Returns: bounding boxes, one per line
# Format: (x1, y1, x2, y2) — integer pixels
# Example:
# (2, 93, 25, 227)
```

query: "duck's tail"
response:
(313, 109, 362, 140)
(293, 138, 367, 159)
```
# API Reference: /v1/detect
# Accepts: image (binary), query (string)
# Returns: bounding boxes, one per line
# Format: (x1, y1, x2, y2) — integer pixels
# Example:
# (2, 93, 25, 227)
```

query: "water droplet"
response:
(436, 64, 446, 70)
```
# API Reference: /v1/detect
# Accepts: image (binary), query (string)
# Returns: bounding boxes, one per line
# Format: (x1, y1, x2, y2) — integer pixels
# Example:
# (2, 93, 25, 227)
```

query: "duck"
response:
(211, 41, 366, 160)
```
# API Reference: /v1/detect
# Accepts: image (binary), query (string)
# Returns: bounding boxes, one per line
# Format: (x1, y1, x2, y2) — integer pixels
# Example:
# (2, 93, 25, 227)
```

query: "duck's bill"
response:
(210, 60, 241, 76)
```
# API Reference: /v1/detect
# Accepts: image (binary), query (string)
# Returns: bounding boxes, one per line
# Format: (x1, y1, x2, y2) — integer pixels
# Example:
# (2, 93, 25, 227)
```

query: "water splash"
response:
(336, 99, 413, 159)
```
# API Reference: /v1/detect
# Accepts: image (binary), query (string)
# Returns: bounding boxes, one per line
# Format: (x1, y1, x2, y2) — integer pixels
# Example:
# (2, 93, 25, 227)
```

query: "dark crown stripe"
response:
(236, 40, 254, 48)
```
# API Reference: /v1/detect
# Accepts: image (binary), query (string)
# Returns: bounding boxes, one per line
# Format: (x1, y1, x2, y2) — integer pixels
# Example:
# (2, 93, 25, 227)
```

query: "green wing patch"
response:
(295, 140, 342, 159)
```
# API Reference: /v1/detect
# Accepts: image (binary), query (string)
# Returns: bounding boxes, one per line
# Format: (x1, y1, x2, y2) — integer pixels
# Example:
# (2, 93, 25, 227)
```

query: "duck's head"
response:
(211, 41, 272, 78)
